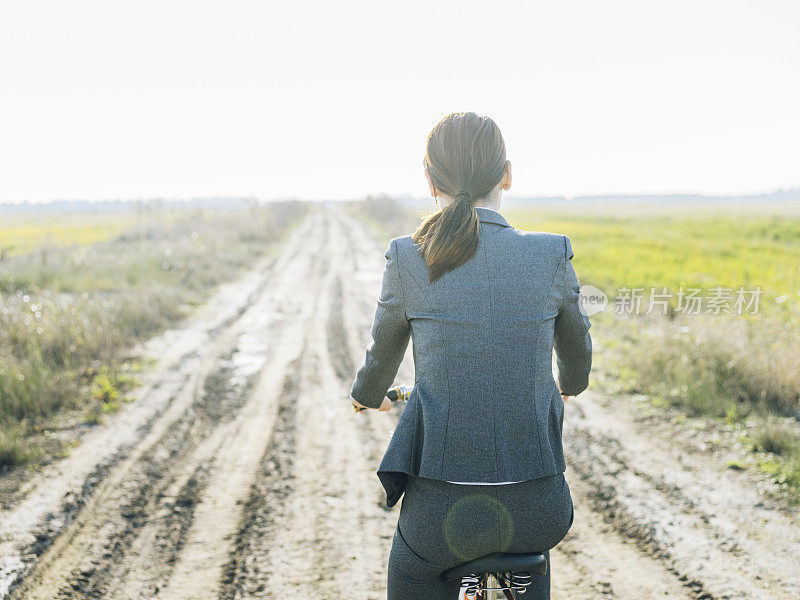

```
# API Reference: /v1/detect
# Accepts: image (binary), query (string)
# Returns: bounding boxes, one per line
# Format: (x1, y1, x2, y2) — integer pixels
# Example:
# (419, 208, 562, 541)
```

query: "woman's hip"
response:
(396, 472, 574, 569)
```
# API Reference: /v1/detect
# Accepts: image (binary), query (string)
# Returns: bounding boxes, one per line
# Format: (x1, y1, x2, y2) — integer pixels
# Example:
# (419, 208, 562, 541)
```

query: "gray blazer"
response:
(350, 206, 592, 507)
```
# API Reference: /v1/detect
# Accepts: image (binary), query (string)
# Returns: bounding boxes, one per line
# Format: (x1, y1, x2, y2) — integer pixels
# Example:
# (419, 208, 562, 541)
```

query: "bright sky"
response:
(1, 0, 798, 203)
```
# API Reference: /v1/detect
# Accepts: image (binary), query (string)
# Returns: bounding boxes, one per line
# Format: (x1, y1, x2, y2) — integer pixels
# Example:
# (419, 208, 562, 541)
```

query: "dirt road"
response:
(1, 204, 798, 599)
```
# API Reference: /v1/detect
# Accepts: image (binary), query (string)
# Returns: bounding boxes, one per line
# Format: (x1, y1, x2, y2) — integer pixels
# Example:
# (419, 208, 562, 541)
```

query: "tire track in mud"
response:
(7, 209, 327, 600)
(102, 278, 310, 600)
(13, 345, 259, 600)
(222, 212, 395, 599)
(0, 268, 278, 597)
(326, 274, 387, 467)
(154, 222, 327, 600)
(97, 368, 237, 599)
(327, 212, 414, 472)
(560, 397, 800, 600)
(220, 352, 303, 599)
(59, 355, 258, 599)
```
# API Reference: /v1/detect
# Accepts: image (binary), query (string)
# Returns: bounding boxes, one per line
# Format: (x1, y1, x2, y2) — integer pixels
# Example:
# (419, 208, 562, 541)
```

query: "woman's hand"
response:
(351, 395, 393, 412)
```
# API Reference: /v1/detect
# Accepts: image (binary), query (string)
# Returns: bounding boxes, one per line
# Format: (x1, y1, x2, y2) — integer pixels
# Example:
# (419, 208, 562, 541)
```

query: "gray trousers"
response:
(387, 473, 574, 600)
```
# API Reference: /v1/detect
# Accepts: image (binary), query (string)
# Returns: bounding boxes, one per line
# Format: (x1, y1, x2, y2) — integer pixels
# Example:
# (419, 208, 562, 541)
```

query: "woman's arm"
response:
(553, 235, 592, 396)
(350, 238, 411, 409)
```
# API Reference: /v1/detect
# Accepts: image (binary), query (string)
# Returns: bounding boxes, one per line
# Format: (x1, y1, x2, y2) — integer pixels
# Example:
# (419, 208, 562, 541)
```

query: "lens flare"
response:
(443, 492, 514, 561)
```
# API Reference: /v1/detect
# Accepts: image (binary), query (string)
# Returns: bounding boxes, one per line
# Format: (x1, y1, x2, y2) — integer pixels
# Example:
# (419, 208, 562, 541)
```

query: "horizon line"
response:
(1, 185, 799, 207)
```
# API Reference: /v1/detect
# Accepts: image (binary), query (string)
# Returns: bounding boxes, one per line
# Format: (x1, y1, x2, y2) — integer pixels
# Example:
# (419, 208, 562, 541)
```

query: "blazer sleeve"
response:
(553, 235, 592, 396)
(350, 238, 411, 408)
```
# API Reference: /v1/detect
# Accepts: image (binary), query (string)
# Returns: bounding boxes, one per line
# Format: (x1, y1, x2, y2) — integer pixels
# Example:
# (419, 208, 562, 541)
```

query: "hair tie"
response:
(454, 190, 472, 203)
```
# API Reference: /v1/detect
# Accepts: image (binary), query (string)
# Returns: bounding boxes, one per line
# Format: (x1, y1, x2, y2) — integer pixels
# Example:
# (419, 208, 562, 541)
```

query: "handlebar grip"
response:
(387, 384, 412, 402)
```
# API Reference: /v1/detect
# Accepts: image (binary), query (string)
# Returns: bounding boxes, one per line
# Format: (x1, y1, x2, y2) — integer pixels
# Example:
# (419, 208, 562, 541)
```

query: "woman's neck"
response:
(437, 192, 502, 212)
(474, 200, 501, 211)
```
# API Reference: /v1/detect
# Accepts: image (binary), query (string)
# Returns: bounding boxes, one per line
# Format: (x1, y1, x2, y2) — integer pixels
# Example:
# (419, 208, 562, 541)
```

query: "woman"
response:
(350, 112, 592, 600)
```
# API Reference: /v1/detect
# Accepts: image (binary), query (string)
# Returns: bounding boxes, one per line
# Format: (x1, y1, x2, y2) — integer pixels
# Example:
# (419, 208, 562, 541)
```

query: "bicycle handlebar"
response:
(385, 384, 412, 402)
(352, 384, 412, 412)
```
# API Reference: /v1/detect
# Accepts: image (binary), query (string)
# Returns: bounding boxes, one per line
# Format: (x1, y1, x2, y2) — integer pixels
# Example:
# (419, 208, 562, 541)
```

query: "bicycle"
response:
(371, 384, 552, 600)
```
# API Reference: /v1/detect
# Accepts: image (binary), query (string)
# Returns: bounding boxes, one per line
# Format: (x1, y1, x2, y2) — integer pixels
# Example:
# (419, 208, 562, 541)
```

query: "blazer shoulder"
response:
(515, 230, 570, 259)
(390, 235, 417, 259)
(392, 234, 414, 247)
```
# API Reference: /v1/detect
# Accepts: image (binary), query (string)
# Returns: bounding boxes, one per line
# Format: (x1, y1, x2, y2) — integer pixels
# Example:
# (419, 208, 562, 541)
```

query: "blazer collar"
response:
(475, 206, 512, 228)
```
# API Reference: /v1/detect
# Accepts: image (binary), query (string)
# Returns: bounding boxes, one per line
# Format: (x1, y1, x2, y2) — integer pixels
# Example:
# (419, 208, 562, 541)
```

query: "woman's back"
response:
(350, 206, 593, 506)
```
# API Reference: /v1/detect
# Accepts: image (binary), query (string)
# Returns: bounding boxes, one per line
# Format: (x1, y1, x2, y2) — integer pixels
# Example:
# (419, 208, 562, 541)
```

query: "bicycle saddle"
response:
(440, 551, 547, 582)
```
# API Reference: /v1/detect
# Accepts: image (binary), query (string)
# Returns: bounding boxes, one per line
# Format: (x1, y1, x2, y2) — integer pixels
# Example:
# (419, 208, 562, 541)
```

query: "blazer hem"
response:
(377, 463, 568, 508)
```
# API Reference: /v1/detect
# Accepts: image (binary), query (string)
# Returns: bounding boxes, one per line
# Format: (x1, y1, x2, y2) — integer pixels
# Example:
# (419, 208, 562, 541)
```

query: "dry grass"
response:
(0, 201, 310, 468)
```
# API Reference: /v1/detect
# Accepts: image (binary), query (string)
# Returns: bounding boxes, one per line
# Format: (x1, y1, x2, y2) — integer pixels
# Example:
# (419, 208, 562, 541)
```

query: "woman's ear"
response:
(501, 160, 512, 191)
(424, 169, 437, 198)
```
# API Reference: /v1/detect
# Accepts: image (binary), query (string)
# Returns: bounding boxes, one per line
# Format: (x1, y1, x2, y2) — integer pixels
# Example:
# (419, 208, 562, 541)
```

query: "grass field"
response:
(503, 204, 800, 316)
(0, 213, 142, 258)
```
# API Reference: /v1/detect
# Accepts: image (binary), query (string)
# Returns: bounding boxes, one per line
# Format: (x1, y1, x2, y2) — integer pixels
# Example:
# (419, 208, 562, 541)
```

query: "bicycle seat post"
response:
(442, 551, 547, 599)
